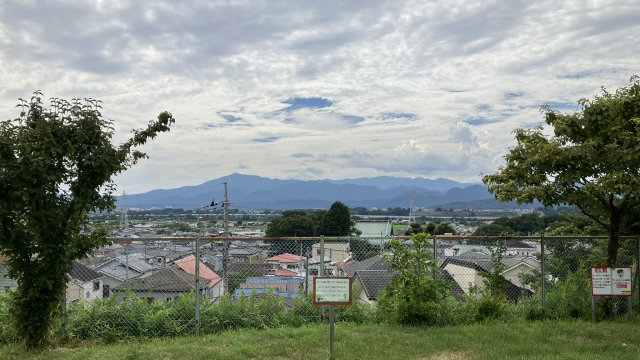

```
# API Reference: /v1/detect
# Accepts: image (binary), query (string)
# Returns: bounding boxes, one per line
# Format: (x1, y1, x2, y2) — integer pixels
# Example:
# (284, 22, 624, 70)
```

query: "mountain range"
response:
(115, 173, 538, 210)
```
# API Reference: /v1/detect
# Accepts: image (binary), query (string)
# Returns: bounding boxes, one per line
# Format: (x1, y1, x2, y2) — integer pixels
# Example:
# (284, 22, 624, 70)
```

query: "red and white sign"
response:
(591, 267, 632, 296)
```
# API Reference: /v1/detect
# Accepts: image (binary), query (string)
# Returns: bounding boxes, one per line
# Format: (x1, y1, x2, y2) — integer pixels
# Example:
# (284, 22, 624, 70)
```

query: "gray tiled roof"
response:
(355, 270, 394, 300)
(343, 255, 389, 277)
(70, 261, 103, 282)
(113, 266, 209, 292)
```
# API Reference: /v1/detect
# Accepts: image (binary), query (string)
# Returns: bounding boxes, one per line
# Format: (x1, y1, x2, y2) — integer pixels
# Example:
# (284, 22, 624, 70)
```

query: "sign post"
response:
(590, 267, 633, 322)
(313, 276, 352, 357)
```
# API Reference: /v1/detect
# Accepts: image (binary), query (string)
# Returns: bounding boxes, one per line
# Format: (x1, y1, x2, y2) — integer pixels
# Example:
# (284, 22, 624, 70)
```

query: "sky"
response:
(1, 0, 638, 194)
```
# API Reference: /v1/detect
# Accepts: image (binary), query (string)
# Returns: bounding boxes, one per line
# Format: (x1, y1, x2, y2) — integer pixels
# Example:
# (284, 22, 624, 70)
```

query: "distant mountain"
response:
(324, 176, 479, 191)
(115, 173, 505, 210)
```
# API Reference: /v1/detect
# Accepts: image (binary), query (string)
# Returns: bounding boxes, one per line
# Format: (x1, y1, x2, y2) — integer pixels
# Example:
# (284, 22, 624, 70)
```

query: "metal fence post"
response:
(320, 235, 325, 322)
(61, 284, 66, 338)
(541, 234, 545, 317)
(637, 235, 639, 313)
(195, 236, 200, 337)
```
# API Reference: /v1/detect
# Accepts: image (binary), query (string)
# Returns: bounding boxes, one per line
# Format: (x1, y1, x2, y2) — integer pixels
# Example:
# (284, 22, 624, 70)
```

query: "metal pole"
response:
(541, 234, 545, 317)
(320, 235, 325, 322)
(329, 305, 335, 357)
(627, 296, 633, 319)
(592, 296, 597, 323)
(61, 285, 66, 338)
(195, 236, 200, 337)
(222, 182, 230, 294)
(637, 236, 639, 313)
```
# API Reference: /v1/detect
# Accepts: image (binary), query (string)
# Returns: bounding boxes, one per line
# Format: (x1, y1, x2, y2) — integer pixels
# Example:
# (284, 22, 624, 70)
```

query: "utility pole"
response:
(408, 188, 415, 227)
(221, 182, 233, 294)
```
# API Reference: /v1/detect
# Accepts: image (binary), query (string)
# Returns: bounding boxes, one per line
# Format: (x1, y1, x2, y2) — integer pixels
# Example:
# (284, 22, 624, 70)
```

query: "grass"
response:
(2, 320, 639, 360)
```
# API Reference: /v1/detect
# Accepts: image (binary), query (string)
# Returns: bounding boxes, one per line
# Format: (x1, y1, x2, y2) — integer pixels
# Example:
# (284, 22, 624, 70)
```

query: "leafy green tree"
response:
(265, 211, 315, 237)
(472, 224, 514, 236)
(0, 92, 174, 346)
(433, 223, 456, 235)
(316, 201, 352, 236)
(424, 222, 436, 234)
(379, 233, 449, 325)
(405, 223, 423, 236)
(483, 76, 640, 267)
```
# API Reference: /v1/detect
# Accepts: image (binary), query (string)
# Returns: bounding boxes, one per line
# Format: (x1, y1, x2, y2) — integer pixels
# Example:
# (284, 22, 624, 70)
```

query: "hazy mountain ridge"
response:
(115, 173, 510, 210)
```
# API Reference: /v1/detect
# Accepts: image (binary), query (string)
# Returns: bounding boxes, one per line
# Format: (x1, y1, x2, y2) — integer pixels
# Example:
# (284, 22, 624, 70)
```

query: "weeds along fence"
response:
(1, 235, 639, 342)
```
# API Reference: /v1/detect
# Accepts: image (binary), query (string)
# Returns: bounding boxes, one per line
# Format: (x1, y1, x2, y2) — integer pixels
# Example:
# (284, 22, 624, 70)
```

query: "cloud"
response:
(292, 153, 314, 158)
(1, 0, 638, 192)
(236, 163, 250, 169)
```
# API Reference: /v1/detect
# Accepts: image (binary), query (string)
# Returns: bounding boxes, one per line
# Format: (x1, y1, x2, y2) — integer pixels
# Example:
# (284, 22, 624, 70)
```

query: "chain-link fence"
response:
(3, 235, 637, 341)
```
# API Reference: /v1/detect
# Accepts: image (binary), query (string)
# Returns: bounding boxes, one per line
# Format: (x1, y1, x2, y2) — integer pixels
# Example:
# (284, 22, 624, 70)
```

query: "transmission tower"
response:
(408, 188, 416, 227)
(221, 182, 233, 294)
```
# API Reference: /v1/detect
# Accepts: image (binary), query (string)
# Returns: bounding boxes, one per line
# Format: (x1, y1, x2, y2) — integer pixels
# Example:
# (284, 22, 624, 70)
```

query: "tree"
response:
(472, 224, 513, 236)
(264, 210, 315, 237)
(228, 269, 256, 294)
(483, 76, 640, 267)
(0, 92, 174, 346)
(433, 222, 456, 235)
(405, 223, 423, 236)
(316, 201, 352, 236)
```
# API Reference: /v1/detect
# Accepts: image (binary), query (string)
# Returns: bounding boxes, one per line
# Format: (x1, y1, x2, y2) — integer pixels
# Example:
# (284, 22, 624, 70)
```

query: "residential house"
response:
(353, 270, 394, 305)
(440, 256, 538, 302)
(229, 247, 263, 264)
(307, 256, 334, 277)
(66, 262, 104, 305)
(311, 242, 349, 263)
(505, 240, 538, 256)
(174, 255, 223, 303)
(343, 255, 389, 277)
(112, 265, 212, 303)
(333, 259, 357, 276)
(94, 253, 155, 298)
(266, 253, 305, 273)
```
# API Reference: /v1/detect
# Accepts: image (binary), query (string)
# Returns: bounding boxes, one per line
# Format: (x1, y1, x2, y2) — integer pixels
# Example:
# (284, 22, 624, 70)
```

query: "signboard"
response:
(313, 277, 352, 305)
(591, 267, 632, 296)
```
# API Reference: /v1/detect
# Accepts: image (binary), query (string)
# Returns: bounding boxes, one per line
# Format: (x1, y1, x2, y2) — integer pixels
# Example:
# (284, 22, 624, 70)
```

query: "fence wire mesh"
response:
(2, 235, 637, 341)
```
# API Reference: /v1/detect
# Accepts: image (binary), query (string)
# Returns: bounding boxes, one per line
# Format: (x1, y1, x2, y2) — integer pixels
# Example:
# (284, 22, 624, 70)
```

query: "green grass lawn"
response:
(393, 224, 408, 231)
(2, 320, 639, 360)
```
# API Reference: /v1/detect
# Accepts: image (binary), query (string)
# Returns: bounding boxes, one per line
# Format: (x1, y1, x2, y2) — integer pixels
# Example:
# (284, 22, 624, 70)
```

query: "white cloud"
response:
(0, 0, 638, 192)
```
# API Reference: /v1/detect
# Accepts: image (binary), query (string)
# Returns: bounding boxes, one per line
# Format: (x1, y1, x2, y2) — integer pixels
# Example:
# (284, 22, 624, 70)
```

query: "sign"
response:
(313, 277, 352, 305)
(591, 267, 632, 296)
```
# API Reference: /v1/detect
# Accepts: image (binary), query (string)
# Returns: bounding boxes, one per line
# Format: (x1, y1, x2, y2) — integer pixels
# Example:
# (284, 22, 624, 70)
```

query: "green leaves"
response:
(0, 92, 174, 346)
(483, 76, 640, 267)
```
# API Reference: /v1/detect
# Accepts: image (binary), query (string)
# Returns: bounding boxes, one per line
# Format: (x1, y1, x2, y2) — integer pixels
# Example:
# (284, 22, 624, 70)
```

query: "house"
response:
(342, 255, 389, 277)
(505, 240, 538, 257)
(174, 255, 223, 303)
(229, 247, 263, 264)
(440, 256, 537, 303)
(266, 253, 305, 273)
(333, 259, 357, 276)
(311, 242, 349, 263)
(112, 265, 212, 303)
(353, 270, 395, 305)
(66, 262, 104, 304)
(94, 253, 155, 298)
(307, 256, 334, 276)
(267, 268, 300, 277)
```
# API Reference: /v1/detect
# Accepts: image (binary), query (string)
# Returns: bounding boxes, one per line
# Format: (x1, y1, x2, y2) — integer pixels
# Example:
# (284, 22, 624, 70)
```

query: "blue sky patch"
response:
(546, 101, 579, 111)
(505, 92, 525, 100)
(381, 112, 416, 120)
(282, 97, 333, 111)
(221, 114, 243, 122)
(463, 117, 498, 126)
(251, 137, 279, 143)
(342, 115, 365, 124)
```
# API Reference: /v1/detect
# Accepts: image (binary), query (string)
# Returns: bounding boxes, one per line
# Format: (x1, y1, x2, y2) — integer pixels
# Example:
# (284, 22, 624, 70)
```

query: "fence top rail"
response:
(105, 235, 639, 242)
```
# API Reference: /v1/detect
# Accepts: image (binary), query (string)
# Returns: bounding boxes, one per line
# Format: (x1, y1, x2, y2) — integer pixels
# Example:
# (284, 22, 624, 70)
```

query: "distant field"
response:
(2, 320, 639, 360)
(393, 224, 407, 231)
